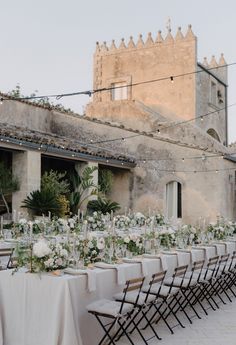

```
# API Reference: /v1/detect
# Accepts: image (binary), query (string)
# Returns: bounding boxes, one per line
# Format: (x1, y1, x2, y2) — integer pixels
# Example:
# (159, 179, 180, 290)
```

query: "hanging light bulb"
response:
(182, 158, 185, 162)
(170, 76, 174, 83)
(200, 116, 204, 122)
(202, 153, 206, 161)
(0, 98, 3, 105)
(157, 129, 160, 134)
(216, 169, 219, 173)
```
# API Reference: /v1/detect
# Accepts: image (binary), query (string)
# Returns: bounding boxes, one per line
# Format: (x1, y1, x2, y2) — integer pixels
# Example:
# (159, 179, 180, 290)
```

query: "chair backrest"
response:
(189, 260, 205, 283)
(214, 254, 230, 276)
(203, 256, 219, 280)
(145, 270, 167, 299)
(227, 251, 236, 272)
(165, 265, 188, 294)
(119, 277, 145, 313)
(0, 248, 14, 270)
(0, 248, 13, 257)
(174, 265, 188, 278)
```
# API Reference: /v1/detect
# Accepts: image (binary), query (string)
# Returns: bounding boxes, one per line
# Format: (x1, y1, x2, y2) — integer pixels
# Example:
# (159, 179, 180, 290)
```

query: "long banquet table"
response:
(0, 240, 235, 345)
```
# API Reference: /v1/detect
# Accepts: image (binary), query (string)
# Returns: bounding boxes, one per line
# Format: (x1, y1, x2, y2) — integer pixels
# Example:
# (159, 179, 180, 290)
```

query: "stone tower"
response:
(86, 25, 228, 145)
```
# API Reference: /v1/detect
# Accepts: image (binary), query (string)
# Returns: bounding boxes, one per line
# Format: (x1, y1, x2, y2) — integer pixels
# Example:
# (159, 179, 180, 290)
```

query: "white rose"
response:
(33, 240, 51, 258)
(44, 258, 54, 268)
(130, 233, 138, 242)
(19, 218, 27, 224)
(124, 236, 130, 244)
(60, 249, 68, 257)
(55, 258, 63, 266)
(97, 238, 105, 250)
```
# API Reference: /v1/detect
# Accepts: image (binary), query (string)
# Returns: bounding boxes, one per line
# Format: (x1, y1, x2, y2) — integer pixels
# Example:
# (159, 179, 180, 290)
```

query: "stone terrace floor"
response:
(117, 298, 236, 345)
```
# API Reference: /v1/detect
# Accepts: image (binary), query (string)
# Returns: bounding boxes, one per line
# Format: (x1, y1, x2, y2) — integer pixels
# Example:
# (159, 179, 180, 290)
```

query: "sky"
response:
(0, 0, 236, 142)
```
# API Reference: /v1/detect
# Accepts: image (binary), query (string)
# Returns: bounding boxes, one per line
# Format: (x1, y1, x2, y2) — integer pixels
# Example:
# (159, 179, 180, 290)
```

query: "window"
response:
(166, 181, 182, 219)
(210, 81, 217, 105)
(111, 82, 128, 100)
(207, 128, 221, 142)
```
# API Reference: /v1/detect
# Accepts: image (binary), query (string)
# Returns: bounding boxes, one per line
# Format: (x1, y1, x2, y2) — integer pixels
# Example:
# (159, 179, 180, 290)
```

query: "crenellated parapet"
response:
(94, 25, 196, 55)
(200, 53, 227, 84)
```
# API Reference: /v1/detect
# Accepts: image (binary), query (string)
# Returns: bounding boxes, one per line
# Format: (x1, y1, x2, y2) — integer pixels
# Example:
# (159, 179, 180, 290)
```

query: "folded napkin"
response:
(221, 242, 236, 254)
(93, 262, 126, 285)
(122, 258, 149, 277)
(176, 248, 199, 264)
(142, 254, 168, 271)
(161, 251, 189, 267)
(210, 243, 226, 256)
(191, 246, 216, 260)
(64, 268, 96, 292)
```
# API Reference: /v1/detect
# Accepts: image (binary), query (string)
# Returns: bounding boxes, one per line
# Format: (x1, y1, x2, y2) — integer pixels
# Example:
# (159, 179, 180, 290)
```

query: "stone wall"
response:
(0, 99, 234, 223)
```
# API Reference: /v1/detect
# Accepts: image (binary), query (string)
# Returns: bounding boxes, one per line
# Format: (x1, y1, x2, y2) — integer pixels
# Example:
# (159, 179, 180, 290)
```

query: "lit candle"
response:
(66, 225, 70, 243)
(112, 219, 115, 235)
(83, 220, 88, 239)
(12, 210, 16, 223)
(0, 216, 3, 235)
(29, 222, 33, 241)
(17, 212, 21, 223)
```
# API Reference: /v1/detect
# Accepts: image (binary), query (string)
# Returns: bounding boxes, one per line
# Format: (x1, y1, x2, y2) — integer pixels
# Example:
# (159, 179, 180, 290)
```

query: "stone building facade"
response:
(0, 25, 235, 224)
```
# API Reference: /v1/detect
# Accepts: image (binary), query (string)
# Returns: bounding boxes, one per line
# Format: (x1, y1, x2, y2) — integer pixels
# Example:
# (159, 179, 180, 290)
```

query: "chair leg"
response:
(95, 315, 117, 345)
(181, 289, 201, 319)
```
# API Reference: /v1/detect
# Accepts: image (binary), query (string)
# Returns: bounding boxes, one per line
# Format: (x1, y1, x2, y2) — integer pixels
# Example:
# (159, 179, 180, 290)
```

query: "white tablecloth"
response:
(0, 241, 235, 345)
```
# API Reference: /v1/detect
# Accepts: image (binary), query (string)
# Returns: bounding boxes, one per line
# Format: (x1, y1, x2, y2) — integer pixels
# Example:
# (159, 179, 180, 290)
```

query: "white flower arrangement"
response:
(114, 215, 131, 229)
(117, 233, 144, 255)
(16, 239, 69, 273)
(157, 227, 176, 249)
(129, 212, 146, 227)
(87, 212, 106, 232)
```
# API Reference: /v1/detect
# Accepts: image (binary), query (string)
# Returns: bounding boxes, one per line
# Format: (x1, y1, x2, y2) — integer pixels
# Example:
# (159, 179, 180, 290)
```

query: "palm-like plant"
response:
(68, 166, 98, 214)
(22, 189, 61, 216)
(87, 196, 120, 214)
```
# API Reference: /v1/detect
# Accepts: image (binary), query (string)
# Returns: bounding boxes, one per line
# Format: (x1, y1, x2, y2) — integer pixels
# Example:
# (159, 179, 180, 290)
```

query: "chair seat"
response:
(185, 271, 212, 282)
(142, 283, 179, 297)
(113, 291, 156, 306)
(87, 299, 133, 317)
(164, 276, 198, 288)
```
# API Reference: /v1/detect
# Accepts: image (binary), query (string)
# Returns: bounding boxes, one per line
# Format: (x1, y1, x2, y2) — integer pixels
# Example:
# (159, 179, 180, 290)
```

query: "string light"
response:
(137, 151, 231, 163)
(0, 62, 235, 104)
(157, 166, 236, 174)
(92, 102, 236, 145)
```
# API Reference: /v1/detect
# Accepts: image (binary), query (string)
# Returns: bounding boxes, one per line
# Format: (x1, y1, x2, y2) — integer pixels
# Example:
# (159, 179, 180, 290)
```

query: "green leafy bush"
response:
(87, 197, 120, 214)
